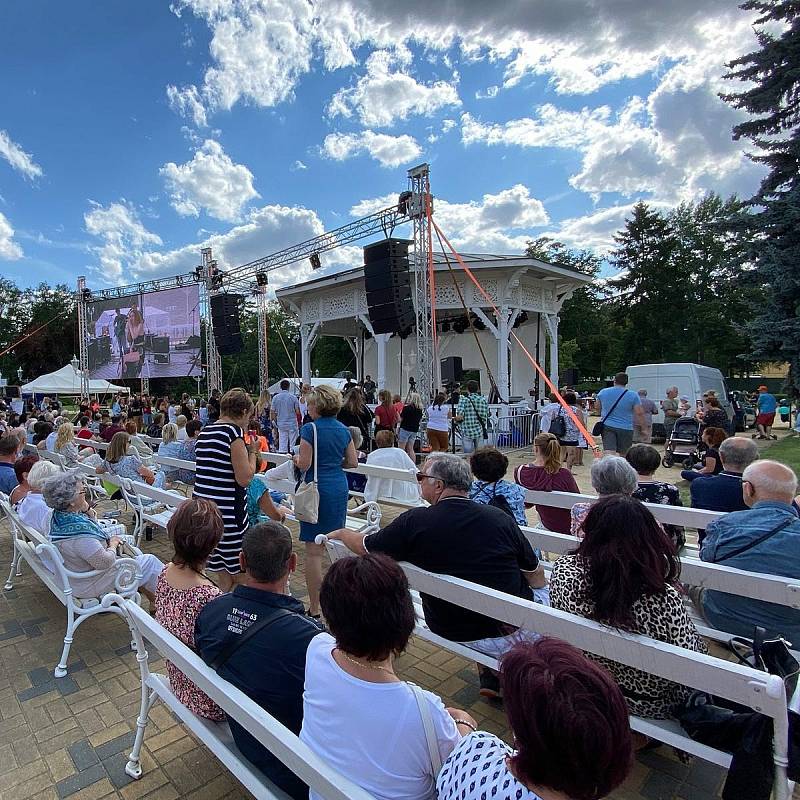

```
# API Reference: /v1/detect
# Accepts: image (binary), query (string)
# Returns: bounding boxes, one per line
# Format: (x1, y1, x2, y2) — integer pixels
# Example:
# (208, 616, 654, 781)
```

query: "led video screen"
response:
(86, 285, 201, 380)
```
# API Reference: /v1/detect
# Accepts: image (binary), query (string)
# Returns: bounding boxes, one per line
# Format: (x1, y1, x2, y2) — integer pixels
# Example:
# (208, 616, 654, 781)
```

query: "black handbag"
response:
(549, 408, 567, 439)
(592, 389, 627, 436)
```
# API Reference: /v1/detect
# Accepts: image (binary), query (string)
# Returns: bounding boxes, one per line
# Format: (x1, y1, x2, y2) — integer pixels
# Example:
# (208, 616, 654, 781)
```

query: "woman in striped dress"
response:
(193, 388, 259, 592)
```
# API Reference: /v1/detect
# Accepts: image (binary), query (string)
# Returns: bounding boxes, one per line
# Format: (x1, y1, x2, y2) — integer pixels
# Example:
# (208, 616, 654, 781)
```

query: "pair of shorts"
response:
(757, 412, 775, 427)
(600, 425, 634, 455)
(398, 428, 418, 444)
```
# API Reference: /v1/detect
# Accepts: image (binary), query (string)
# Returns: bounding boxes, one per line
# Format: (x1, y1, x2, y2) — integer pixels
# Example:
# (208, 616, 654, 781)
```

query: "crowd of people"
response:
(1, 372, 798, 800)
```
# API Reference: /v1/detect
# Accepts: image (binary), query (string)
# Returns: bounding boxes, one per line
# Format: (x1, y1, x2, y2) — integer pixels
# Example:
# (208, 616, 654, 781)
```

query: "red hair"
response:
(500, 638, 632, 800)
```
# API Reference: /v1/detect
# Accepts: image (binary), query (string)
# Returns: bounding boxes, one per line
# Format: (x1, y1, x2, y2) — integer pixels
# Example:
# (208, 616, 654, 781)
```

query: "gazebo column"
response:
(300, 322, 320, 385)
(543, 313, 559, 387)
(344, 336, 364, 381)
(471, 306, 520, 402)
(375, 334, 391, 391)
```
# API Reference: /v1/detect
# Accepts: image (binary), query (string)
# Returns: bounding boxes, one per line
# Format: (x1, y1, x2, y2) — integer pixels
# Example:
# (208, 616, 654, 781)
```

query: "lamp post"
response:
(70, 354, 80, 373)
(16, 366, 23, 383)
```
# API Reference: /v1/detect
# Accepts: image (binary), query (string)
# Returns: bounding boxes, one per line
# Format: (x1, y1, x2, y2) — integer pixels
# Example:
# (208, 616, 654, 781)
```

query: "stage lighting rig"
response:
(82, 288, 93, 302)
(256, 271, 269, 287)
(309, 252, 322, 270)
(513, 311, 529, 329)
(193, 266, 203, 281)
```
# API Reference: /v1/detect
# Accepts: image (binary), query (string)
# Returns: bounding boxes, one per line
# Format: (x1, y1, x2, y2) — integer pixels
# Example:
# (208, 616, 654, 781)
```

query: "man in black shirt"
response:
(207, 389, 221, 423)
(195, 523, 322, 799)
(330, 452, 544, 697)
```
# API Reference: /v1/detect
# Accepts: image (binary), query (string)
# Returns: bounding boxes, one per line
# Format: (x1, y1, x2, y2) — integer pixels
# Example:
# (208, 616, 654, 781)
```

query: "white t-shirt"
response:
(426, 404, 450, 432)
(301, 633, 459, 800)
(436, 732, 542, 800)
(364, 447, 423, 505)
(17, 492, 52, 536)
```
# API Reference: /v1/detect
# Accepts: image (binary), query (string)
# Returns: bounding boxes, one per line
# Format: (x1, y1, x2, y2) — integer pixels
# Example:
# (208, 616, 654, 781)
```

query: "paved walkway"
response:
(1, 429, 794, 799)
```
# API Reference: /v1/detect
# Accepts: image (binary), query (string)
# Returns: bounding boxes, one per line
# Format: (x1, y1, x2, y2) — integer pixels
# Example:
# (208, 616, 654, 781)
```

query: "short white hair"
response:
(743, 460, 798, 500)
(28, 460, 61, 490)
(590, 456, 638, 496)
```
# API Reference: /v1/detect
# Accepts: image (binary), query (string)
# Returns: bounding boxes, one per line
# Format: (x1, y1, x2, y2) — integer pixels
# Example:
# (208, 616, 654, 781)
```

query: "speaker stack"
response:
(364, 239, 414, 335)
(211, 293, 244, 356)
(440, 356, 463, 386)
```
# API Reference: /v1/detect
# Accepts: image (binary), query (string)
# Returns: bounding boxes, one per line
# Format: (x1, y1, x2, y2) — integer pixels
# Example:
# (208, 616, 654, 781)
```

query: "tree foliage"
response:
(721, 0, 800, 390)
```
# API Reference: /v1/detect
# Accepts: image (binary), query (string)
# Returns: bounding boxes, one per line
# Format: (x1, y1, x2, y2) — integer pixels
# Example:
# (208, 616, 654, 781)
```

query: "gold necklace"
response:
(336, 648, 395, 676)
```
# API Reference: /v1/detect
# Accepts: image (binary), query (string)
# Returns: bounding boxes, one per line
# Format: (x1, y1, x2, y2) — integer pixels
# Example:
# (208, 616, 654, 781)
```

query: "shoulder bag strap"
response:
(600, 389, 628, 424)
(466, 396, 488, 436)
(205, 608, 294, 672)
(408, 682, 443, 776)
(711, 517, 795, 564)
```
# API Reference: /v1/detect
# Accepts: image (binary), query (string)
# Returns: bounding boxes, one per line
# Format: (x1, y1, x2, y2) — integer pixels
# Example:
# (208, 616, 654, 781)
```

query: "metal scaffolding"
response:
(408, 163, 437, 402)
(76, 276, 90, 398)
(201, 247, 222, 394)
(255, 285, 269, 394)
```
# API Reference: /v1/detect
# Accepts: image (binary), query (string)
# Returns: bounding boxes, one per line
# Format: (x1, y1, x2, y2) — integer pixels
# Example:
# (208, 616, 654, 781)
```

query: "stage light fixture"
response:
(82, 288, 93, 302)
(453, 316, 468, 334)
(256, 271, 269, 287)
(193, 266, 203, 281)
(440, 320, 451, 333)
(471, 314, 486, 331)
(513, 311, 529, 329)
(310, 253, 322, 270)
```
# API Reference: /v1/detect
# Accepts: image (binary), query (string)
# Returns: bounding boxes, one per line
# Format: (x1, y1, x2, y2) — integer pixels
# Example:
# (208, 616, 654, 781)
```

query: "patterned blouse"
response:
(550, 554, 707, 719)
(469, 479, 527, 526)
(632, 481, 686, 550)
(437, 731, 542, 800)
(154, 569, 224, 721)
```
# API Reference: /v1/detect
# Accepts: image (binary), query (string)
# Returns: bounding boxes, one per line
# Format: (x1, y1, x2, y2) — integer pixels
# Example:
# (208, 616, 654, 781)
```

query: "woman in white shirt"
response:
(363, 430, 423, 505)
(16, 460, 61, 533)
(436, 638, 632, 800)
(301, 553, 476, 800)
(425, 393, 451, 452)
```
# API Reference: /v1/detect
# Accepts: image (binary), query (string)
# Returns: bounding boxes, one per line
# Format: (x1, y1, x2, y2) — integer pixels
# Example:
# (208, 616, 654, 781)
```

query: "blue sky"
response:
(0, 0, 765, 291)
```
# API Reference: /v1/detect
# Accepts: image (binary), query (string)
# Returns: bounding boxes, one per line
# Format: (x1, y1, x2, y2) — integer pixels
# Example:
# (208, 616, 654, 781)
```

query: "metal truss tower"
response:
(408, 163, 437, 402)
(201, 247, 222, 394)
(255, 284, 269, 393)
(76, 276, 90, 397)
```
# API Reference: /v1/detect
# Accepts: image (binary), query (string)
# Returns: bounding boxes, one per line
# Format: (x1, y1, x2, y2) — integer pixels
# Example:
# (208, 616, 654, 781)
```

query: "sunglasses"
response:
(416, 473, 443, 483)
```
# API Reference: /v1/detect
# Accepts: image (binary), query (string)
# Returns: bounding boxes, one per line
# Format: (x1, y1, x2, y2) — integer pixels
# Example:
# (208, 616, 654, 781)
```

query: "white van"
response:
(625, 363, 733, 437)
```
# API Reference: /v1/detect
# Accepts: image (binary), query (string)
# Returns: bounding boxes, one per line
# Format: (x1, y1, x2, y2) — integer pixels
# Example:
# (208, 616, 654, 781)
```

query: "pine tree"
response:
(721, 0, 800, 389)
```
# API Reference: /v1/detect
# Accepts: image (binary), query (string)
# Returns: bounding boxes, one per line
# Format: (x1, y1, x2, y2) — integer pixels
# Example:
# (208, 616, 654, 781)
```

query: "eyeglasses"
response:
(415, 473, 443, 483)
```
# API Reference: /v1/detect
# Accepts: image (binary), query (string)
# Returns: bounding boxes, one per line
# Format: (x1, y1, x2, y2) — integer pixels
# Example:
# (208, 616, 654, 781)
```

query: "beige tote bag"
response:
(293, 423, 320, 524)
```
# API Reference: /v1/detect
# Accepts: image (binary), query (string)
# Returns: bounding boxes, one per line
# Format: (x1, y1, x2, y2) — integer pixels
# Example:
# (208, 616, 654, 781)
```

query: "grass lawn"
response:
(762, 434, 800, 473)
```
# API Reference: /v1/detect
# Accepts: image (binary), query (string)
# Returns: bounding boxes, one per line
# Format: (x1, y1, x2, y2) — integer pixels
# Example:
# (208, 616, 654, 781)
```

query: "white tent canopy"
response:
(21, 365, 128, 396)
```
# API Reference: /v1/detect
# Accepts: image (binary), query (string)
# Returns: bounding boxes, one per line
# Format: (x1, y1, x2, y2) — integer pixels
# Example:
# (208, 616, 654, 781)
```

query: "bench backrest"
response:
(120, 599, 376, 800)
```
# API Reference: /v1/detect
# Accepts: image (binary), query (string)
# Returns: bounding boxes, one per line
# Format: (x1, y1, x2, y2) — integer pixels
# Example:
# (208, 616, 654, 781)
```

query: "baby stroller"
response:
(662, 417, 702, 468)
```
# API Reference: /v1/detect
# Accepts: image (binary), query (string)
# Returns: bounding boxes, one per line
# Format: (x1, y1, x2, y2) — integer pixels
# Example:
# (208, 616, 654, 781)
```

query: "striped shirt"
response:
(194, 422, 247, 572)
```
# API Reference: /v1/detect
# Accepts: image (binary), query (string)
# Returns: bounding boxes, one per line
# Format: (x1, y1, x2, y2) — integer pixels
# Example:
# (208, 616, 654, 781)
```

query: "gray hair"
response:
(28, 461, 61, 490)
(718, 437, 758, 471)
(590, 456, 638, 496)
(743, 460, 798, 501)
(42, 472, 84, 511)
(348, 425, 363, 449)
(637, 388, 648, 396)
(425, 453, 472, 492)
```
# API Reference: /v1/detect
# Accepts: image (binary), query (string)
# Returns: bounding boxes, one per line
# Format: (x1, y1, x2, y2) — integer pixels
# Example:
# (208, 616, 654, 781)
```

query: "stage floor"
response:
(89, 349, 202, 381)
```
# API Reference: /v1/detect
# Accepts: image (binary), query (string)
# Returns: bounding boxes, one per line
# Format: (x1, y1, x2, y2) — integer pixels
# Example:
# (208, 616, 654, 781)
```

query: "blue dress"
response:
(298, 417, 351, 542)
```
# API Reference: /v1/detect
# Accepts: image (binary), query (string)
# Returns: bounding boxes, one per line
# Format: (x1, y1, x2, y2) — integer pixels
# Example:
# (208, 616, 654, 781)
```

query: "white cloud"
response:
(0, 212, 23, 260)
(0, 130, 43, 179)
(351, 184, 548, 253)
(159, 140, 260, 222)
(291, 160, 308, 171)
(322, 130, 422, 168)
(475, 85, 499, 100)
(167, 85, 208, 127)
(326, 49, 460, 127)
(84, 201, 163, 281)
(84, 199, 362, 288)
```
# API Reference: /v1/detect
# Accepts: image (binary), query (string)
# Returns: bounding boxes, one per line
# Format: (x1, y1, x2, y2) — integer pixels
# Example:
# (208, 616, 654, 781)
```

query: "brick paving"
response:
(1, 431, 792, 799)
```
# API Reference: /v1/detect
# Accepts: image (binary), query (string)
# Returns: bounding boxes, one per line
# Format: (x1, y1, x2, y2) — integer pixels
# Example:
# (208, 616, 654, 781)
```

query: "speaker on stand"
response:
(364, 239, 415, 335)
(211, 294, 244, 356)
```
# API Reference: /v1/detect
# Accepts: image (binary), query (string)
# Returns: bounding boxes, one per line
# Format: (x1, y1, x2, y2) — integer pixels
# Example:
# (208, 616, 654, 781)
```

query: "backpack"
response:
(471, 482, 516, 521)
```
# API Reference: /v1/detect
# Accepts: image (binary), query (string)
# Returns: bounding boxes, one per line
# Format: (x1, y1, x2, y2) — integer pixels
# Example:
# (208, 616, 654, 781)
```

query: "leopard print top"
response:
(550, 554, 707, 719)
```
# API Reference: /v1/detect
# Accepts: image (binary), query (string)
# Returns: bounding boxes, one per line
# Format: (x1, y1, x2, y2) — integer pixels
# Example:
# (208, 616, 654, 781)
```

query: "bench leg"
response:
(4, 549, 20, 590)
(55, 606, 78, 678)
(126, 688, 157, 780)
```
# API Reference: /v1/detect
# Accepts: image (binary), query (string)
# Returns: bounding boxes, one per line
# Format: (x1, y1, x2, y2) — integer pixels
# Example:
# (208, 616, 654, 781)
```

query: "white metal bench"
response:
(109, 596, 377, 800)
(319, 536, 794, 796)
(0, 494, 142, 678)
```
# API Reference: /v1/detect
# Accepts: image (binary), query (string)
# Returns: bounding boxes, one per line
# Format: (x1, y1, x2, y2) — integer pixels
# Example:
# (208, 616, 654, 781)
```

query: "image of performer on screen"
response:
(113, 308, 128, 358)
(121, 305, 146, 379)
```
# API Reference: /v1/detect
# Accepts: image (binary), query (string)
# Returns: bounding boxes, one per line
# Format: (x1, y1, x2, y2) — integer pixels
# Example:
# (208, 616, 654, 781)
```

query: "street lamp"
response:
(16, 366, 23, 382)
(70, 354, 80, 373)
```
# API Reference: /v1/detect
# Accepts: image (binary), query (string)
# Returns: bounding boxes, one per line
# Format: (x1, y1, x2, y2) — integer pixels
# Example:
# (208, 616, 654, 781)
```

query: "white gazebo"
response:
(276, 252, 592, 401)
(21, 364, 128, 396)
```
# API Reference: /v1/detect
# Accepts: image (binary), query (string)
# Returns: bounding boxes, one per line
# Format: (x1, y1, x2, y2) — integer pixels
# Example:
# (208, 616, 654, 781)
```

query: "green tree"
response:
(526, 237, 620, 382)
(607, 202, 681, 367)
(721, 0, 800, 389)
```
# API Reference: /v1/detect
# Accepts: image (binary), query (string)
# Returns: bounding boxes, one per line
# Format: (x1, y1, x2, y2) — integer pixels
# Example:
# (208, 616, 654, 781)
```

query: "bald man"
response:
(697, 460, 800, 640)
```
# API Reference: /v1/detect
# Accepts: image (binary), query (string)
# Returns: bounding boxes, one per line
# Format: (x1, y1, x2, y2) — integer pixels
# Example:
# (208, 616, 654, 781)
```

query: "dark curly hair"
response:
(469, 446, 509, 483)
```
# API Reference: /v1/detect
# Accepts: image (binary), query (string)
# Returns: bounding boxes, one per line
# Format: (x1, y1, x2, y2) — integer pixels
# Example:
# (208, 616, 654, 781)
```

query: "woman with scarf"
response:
(42, 472, 163, 601)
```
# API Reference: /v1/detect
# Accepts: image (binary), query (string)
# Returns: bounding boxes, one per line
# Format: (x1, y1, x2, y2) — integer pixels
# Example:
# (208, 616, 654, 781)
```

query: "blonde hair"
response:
(534, 432, 562, 474)
(378, 389, 393, 407)
(161, 423, 179, 444)
(407, 392, 423, 410)
(256, 390, 271, 416)
(54, 422, 74, 451)
(175, 415, 187, 429)
(106, 431, 130, 464)
(220, 388, 254, 420)
(308, 384, 342, 417)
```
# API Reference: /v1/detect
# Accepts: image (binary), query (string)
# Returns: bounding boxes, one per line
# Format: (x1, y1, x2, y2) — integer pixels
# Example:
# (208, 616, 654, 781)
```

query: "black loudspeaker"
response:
(441, 356, 463, 385)
(560, 368, 580, 386)
(364, 239, 414, 335)
(211, 293, 244, 356)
